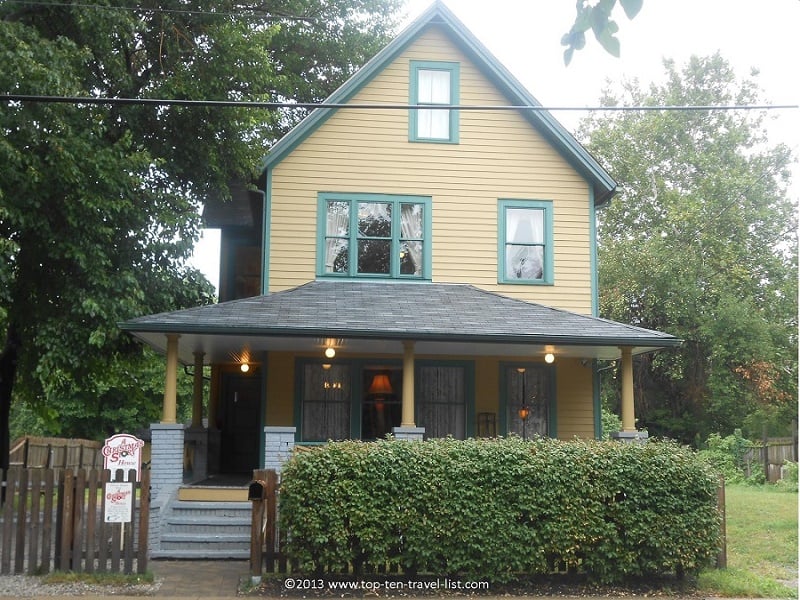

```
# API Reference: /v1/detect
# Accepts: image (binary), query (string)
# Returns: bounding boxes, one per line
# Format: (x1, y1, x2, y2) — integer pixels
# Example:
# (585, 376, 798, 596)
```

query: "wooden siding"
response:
(555, 359, 595, 439)
(267, 26, 594, 314)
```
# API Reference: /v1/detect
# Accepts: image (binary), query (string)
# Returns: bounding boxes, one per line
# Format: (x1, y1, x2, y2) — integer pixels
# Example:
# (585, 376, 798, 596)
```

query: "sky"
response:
(190, 0, 800, 291)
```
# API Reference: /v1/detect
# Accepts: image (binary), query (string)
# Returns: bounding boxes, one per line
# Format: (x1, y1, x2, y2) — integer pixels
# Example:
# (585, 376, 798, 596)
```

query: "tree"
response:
(0, 0, 402, 468)
(562, 0, 643, 65)
(580, 54, 798, 443)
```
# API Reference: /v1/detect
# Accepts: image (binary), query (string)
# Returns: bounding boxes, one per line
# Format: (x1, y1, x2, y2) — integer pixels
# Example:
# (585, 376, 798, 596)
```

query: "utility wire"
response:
(1, 95, 797, 112)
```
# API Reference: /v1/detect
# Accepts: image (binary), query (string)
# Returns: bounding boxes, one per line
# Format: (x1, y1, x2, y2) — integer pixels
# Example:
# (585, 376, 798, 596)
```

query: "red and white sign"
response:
(104, 481, 134, 523)
(102, 433, 145, 481)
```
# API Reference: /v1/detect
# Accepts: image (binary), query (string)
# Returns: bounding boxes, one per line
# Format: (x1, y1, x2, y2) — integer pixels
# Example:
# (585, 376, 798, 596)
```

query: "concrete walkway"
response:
(150, 559, 250, 597)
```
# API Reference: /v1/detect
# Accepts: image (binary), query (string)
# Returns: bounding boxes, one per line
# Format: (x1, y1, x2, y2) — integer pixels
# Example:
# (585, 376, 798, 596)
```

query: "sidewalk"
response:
(150, 559, 250, 597)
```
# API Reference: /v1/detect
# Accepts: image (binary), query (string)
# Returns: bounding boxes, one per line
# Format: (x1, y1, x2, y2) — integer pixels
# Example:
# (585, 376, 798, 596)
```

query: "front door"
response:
(220, 373, 262, 474)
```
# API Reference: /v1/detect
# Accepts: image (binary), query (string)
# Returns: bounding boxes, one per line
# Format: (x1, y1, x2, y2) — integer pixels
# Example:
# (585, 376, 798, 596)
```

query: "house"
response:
(120, 1, 679, 558)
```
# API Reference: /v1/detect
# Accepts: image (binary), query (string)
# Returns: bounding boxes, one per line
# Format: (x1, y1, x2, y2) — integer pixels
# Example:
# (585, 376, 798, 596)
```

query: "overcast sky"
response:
(191, 0, 799, 290)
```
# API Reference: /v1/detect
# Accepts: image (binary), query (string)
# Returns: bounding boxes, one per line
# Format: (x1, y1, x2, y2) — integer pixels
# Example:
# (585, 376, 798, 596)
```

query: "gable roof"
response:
(120, 281, 679, 364)
(260, 1, 616, 206)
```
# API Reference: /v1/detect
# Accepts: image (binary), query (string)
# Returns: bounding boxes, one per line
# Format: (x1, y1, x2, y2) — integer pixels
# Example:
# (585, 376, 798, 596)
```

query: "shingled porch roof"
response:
(120, 281, 680, 364)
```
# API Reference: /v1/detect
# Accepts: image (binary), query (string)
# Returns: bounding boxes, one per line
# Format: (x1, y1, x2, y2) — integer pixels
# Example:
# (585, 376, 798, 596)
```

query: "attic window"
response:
(409, 61, 459, 143)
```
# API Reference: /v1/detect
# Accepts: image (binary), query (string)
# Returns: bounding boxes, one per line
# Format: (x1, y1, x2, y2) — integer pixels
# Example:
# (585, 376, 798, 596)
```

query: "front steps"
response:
(152, 499, 252, 559)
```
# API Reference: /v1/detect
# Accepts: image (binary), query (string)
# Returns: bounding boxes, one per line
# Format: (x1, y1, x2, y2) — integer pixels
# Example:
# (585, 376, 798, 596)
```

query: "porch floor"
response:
(178, 473, 251, 502)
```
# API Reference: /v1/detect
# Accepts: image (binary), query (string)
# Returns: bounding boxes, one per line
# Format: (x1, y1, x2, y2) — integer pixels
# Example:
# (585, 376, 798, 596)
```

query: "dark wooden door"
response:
(220, 374, 262, 474)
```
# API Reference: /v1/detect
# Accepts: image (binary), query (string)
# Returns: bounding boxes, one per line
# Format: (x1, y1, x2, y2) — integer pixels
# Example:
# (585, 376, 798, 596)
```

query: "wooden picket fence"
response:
(0, 467, 149, 575)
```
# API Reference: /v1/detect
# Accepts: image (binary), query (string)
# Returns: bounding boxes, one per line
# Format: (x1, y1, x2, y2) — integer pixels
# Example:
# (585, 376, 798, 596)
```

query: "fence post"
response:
(59, 469, 74, 571)
(137, 470, 150, 575)
(265, 470, 278, 574)
(249, 470, 268, 585)
(716, 475, 727, 569)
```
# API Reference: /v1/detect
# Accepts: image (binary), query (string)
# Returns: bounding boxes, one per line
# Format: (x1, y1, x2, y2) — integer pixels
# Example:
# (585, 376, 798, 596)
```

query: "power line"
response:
(1, 94, 797, 112)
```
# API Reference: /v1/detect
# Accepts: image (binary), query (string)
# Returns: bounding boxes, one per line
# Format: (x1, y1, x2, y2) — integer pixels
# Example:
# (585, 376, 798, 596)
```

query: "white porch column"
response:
(161, 333, 180, 424)
(620, 346, 635, 432)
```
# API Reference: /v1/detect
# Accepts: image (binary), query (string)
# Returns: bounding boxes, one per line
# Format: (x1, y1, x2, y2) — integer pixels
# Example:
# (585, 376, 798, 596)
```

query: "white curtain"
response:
(400, 203, 423, 276)
(325, 201, 350, 273)
(417, 69, 450, 139)
(506, 208, 544, 280)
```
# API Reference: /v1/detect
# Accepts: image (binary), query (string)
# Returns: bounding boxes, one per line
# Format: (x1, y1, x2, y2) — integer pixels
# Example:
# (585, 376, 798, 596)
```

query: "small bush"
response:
(279, 437, 721, 584)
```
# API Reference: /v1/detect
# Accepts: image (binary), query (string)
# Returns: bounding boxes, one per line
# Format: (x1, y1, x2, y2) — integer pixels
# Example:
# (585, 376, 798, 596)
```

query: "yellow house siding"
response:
(265, 352, 295, 426)
(268, 26, 593, 314)
(555, 359, 595, 439)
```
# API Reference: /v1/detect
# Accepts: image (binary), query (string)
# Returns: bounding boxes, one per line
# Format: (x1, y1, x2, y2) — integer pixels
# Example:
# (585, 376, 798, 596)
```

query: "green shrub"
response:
(697, 430, 757, 483)
(279, 437, 721, 584)
(600, 408, 622, 440)
(774, 461, 798, 492)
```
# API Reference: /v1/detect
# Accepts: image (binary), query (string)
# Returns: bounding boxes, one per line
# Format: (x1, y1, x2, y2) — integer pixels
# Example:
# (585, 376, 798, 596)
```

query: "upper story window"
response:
(498, 199, 554, 285)
(409, 61, 459, 143)
(318, 193, 431, 280)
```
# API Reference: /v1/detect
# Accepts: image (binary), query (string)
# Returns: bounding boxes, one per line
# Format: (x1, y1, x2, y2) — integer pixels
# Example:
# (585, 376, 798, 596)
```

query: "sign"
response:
(102, 433, 145, 481)
(104, 481, 134, 523)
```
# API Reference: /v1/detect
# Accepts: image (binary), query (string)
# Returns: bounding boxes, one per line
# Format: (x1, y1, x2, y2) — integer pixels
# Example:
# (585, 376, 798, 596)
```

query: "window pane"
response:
(358, 202, 391, 238)
(302, 364, 351, 441)
(326, 201, 349, 236)
(417, 108, 449, 139)
(507, 208, 543, 243)
(325, 238, 348, 273)
(400, 241, 422, 276)
(418, 69, 450, 104)
(357, 239, 391, 274)
(400, 203, 423, 239)
(506, 245, 543, 280)
(506, 366, 548, 438)
(416, 366, 466, 439)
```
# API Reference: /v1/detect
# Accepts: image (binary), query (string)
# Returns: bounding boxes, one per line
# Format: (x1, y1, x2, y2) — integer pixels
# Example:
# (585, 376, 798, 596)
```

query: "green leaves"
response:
(280, 437, 721, 583)
(562, 0, 642, 65)
(583, 55, 798, 442)
(0, 0, 402, 445)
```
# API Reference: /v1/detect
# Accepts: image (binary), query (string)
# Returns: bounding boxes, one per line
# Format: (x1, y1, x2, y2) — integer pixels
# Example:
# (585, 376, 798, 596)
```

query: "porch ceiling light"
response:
(544, 352, 555, 364)
(324, 346, 336, 359)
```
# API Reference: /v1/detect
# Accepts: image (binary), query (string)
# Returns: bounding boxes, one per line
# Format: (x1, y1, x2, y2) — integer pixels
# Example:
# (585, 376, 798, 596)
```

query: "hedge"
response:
(279, 437, 721, 583)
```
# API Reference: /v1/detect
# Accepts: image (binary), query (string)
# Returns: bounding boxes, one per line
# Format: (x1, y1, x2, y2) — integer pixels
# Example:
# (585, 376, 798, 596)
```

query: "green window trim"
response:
(317, 192, 432, 280)
(498, 199, 554, 285)
(409, 60, 460, 144)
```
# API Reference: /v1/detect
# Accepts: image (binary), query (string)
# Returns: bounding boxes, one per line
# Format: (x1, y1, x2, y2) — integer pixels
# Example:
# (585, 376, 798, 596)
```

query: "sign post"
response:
(102, 433, 145, 549)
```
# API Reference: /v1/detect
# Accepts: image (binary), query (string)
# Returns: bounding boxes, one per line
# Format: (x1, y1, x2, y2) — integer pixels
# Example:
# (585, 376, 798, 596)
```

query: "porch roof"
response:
(119, 281, 681, 364)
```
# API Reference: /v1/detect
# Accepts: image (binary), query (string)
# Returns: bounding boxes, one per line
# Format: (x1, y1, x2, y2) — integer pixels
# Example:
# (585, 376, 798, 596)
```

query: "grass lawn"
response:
(698, 484, 798, 598)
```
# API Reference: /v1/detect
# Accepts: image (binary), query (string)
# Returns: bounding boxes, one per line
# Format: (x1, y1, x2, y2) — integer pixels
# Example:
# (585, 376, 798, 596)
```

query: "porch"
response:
(121, 281, 679, 557)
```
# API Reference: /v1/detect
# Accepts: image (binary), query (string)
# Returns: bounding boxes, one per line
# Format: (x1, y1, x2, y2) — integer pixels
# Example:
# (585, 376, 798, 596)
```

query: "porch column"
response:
(161, 334, 180, 424)
(394, 341, 425, 441)
(191, 351, 204, 428)
(401, 341, 415, 427)
(620, 346, 635, 432)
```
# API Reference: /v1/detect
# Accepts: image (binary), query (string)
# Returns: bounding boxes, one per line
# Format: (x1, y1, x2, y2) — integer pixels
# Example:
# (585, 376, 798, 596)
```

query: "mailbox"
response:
(248, 479, 267, 501)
